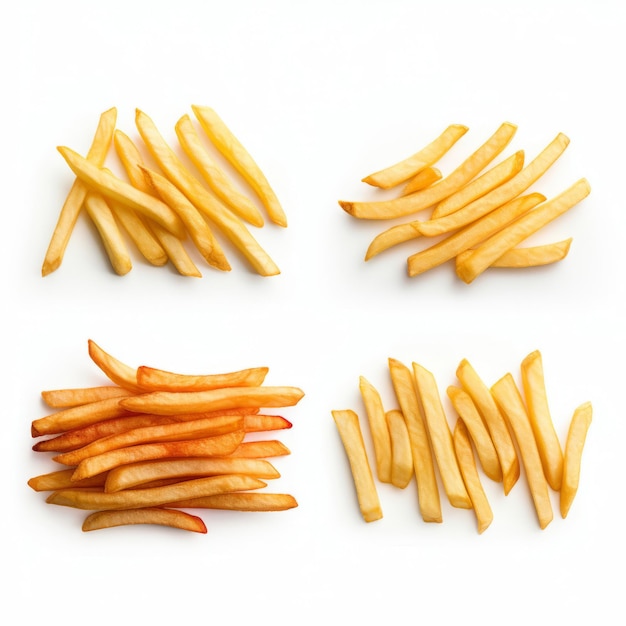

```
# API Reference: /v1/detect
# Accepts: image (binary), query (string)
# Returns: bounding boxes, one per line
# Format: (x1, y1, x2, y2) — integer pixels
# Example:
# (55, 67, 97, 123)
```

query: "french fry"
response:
(332, 409, 382, 523)
(82, 508, 208, 533)
(520, 350, 564, 491)
(361, 124, 468, 188)
(385, 409, 413, 489)
(28, 469, 107, 492)
(388, 358, 441, 522)
(227, 440, 291, 458)
(412, 362, 471, 509)
(168, 492, 298, 511)
(41, 385, 130, 409)
(400, 166, 442, 195)
(243, 414, 292, 433)
(359, 376, 392, 483)
(148, 224, 203, 277)
(453, 419, 493, 534)
(87, 339, 143, 393)
(491, 373, 553, 529)
(456, 178, 590, 283)
(488, 238, 572, 268)
(191, 105, 287, 227)
(560, 402, 592, 518)
(175, 114, 265, 227)
(42, 107, 117, 276)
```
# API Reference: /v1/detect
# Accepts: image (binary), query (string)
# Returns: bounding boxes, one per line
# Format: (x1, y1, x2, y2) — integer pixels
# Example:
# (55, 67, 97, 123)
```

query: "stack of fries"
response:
(333, 350, 591, 532)
(28, 340, 304, 534)
(339, 123, 591, 282)
(42, 105, 286, 278)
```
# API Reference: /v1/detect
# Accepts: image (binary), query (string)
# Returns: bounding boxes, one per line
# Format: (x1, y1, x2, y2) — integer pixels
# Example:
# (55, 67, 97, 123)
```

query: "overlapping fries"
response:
(28, 340, 303, 533)
(332, 350, 591, 532)
(339, 123, 590, 282)
(42, 106, 285, 277)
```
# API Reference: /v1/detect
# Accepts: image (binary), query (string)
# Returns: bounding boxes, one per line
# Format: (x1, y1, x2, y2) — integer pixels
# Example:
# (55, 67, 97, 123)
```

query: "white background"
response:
(2, 1, 625, 624)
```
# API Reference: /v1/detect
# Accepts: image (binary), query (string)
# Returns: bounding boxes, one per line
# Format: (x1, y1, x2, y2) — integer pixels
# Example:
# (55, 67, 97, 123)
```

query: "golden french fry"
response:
(412, 362, 471, 509)
(168, 492, 298, 511)
(243, 414, 292, 433)
(388, 358, 441, 522)
(400, 166, 442, 195)
(359, 376, 392, 483)
(332, 409, 383, 523)
(456, 359, 519, 494)
(341, 122, 517, 219)
(175, 114, 265, 227)
(385, 409, 413, 489)
(491, 373, 553, 529)
(227, 439, 291, 458)
(82, 508, 207, 533)
(88, 339, 143, 393)
(488, 238, 572, 268)
(453, 419, 493, 534)
(41, 385, 130, 409)
(42, 107, 117, 276)
(520, 350, 564, 491)
(191, 105, 286, 227)
(446, 385, 502, 483)
(28, 469, 107, 492)
(456, 178, 590, 283)
(560, 401, 592, 518)
(361, 124, 468, 189)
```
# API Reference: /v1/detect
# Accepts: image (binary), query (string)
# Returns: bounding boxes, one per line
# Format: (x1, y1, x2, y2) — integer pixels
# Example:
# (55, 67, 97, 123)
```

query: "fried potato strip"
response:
(169, 492, 298, 511)
(400, 166, 442, 195)
(82, 508, 207, 533)
(489, 238, 572, 268)
(136, 365, 269, 392)
(41, 385, 130, 409)
(88, 339, 143, 393)
(359, 376, 392, 483)
(385, 409, 413, 489)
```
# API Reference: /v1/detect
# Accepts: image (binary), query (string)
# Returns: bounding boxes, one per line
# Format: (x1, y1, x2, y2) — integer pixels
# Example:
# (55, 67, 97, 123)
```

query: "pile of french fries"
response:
(339, 123, 591, 282)
(42, 106, 286, 278)
(333, 350, 591, 532)
(28, 340, 303, 534)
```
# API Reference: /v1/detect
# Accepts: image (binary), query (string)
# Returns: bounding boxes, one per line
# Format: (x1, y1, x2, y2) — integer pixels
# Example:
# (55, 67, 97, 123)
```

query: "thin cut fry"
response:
(243, 414, 292, 433)
(168, 492, 298, 511)
(41, 385, 129, 409)
(28, 469, 107, 492)
(400, 166, 442, 195)
(489, 238, 572, 268)
(227, 440, 291, 458)
(82, 508, 207, 533)
(332, 409, 383, 523)
(359, 376, 392, 483)
(88, 339, 143, 393)
(385, 409, 413, 489)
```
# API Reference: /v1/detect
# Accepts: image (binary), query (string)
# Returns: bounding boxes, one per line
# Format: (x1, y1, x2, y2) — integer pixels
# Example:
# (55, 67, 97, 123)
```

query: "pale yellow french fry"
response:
(332, 409, 383, 523)
(42, 107, 117, 276)
(175, 114, 265, 227)
(191, 105, 286, 227)
(388, 358, 441, 522)
(520, 350, 564, 491)
(456, 359, 519, 494)
(489, 238, 572, 268)
(385, 409, 413, 489)
(456, 178, 590, 284)
(168, 492, 297, 512)
(560, 402, 592, 518)
(491, 373, 553, 529)
(412, 362, 471, 509)
(340, 122, 517, 219)
(359, 376, 392, 483)
(361, 124, 468, 189)
(88, 339, 143, 393)
(453, 419, 493, 534)
(41, 385, 129, 409)
(82, 508, 207, 533)
(400, 166, 442, 195)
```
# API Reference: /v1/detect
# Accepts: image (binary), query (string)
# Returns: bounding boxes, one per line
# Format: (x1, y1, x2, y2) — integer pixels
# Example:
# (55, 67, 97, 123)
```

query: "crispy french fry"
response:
(412, 362, 471, 509)
(453, 419, 493, 534)
(388, 358, 441, 522)
(560, 402, 592, 518)
(491, 373, 553, 529)
(359, 376, 392, 483)
(41, 385, 129, 409)
(456, 178, 590, 283)
(87, 339, 143, 393)
(191, 105, 286, 227)
(385, 409, 413, 489)
(332, 409, 382, 523)
(82, 508, 207, 533)
(42, 107, 117, 276)
(400, 166, 442, 195)
(28, 469, 107, 492)
(175, 114, 265, 227)
(520, 350, 564, 491)
(168, 492, 298, 511)
(488, 238, 572, 268)
(227, 440, 291, 458)
(243, 414, 292, 433)
(361, 124, 468, 188)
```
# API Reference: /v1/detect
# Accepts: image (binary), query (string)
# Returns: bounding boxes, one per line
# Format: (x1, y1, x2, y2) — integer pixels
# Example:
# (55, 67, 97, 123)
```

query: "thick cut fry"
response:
(491, 373, 553, 529)
(456, 359, 519, 494)
(560, 402, 592, 518)
(149, 223, 203, 277)
(227, 440, 291, 458)
(28, 469, 107, 492)
(400, 166, 442, 195)
(361, 124, 468, 188)
(119, 385, 305, 415)
(412, 362, 471, 509)
(243, 414, 292, 433)
(332, 409, 382, 523)
(341, 122, 517, 219)
(82, 508, 207, 533)
(41, 385, 129, 409)
(359, 376, 392, 483)
(453, 420, 493, 534)
(42, 107, 117, 276)
(388, 358, 441, 522)
(489, 238, 572, 268)
(136, 364, 269, 392)
(385, 409, 413, 489)
(446, 385, 502, 483)
(456, 178, 590, 283)
(169, 492, 297, 511)
(191, 105, 286, 227)
(105, 457, 280, 492)
(175, 114, 265, 227)
(520, 350, 564, 491)
(48, 474, 265, 510)
(87, 339, 142, 393)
